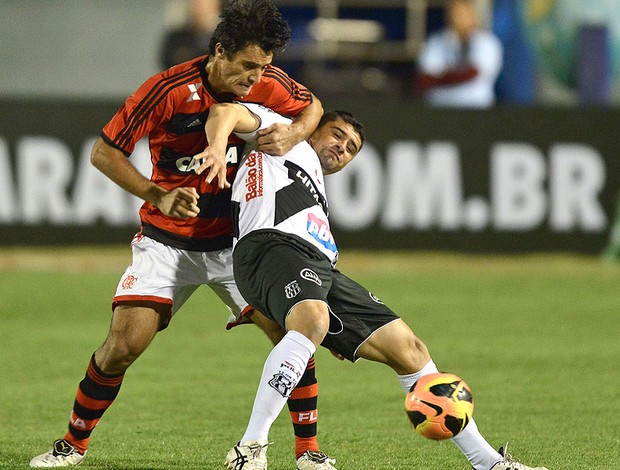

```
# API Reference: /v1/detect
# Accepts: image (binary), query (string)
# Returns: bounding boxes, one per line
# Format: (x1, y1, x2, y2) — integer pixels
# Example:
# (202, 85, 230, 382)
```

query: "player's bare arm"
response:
(91, 137, 200, 218)
(194, 103, 260, 185)
(257, 93, 323, 155)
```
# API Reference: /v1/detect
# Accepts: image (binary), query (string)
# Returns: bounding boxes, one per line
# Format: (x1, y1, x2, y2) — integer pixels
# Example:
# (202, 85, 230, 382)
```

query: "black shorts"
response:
(233, 230, 399, 362)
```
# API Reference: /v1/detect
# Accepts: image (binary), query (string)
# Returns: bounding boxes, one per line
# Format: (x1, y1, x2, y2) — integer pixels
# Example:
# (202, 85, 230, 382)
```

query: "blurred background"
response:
(1, 0, 620, 255)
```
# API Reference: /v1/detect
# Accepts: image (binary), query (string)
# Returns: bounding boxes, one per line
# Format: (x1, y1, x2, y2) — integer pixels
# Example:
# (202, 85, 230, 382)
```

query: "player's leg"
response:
(64, 235, 195, 454)
(227, 234, 334, 469)
(68, 302, 165, 448)
(213, 242, 331, 460)
(31, 235, 189, 468)
(95, 301, 165, 373)
(355, 318, 431, 374)
(249, 311, 324, 462)
(324, 272, 503, 470)
(357, 320, 546, 470)
(226, 301, 327, 470)
(280, 304, 338, 469)
(30, 302, 166, 468)
(238, 300, 328, 445)
(249, 309, 286, 344)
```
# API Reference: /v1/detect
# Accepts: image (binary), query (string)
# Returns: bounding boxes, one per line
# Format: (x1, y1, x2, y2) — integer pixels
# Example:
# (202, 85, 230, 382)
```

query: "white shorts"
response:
(113, 234, 252, 329)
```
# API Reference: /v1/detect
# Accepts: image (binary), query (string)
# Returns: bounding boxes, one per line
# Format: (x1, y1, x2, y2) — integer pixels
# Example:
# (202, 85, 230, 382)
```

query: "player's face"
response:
(210, 43, 273, 96)
(310, 118, 363, 175)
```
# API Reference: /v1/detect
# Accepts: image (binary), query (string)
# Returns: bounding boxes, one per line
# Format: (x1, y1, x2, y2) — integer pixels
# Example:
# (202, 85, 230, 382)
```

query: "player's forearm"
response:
(205, 103, 242, 153)
(90, 137, 167, 206)
(289, 95, 323, 142)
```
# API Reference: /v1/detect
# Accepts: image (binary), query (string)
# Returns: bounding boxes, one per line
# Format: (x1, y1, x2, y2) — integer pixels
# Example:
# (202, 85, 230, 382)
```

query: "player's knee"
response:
(286, 301, 329, 347)
(408, 331, 428, 355)
(384, 330, 431, 374)
(97, 334, 148, 374)
(410, 334, 431, 364)
(117, 340, 145, 367)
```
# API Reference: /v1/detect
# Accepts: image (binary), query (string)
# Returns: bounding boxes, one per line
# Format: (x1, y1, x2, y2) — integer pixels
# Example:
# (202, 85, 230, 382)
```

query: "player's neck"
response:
(204, 58, 228, 95)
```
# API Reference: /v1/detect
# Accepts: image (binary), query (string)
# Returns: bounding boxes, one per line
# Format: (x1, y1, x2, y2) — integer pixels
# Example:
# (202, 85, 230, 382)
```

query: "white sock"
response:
(399, 360, 501, 470)
(240, 330, 316, 444)
(452, 419, 502, 470)
(398, 359, 439, 393)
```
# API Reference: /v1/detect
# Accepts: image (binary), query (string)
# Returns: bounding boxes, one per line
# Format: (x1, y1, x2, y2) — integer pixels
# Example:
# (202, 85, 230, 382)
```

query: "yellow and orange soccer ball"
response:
(405, 372, 474, 440)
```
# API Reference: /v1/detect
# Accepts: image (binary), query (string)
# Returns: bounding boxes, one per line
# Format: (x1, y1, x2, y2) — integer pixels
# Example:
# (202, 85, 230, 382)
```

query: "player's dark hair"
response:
(208, 0, 291, 57)
(319, 110, 366, 146)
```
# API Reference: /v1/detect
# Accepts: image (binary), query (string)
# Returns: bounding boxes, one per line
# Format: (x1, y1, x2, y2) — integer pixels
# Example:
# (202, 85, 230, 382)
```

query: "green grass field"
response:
(1, 247, 619, 469)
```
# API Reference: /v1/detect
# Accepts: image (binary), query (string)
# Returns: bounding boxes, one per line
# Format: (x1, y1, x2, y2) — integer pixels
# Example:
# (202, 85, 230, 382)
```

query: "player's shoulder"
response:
(161, 55, 207, 77)
(139, 56, 205, 96)
(256, 65, 306, 92)
(262, 64, 292, 82)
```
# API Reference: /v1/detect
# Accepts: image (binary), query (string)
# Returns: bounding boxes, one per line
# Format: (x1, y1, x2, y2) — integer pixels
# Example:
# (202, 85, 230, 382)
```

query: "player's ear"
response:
(214, 43, 227, 59)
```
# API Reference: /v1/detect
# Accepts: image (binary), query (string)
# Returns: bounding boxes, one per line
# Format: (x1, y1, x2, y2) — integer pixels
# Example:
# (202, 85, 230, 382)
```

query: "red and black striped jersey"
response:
(101, 55, 313, 251)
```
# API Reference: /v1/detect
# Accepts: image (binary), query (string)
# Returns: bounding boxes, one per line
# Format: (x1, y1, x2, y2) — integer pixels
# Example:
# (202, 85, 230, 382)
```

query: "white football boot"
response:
(224, 440, 270, 470)
(488, 443, 548, 470)
(30, 439, 86, 467)
(296, 450, 337, 470)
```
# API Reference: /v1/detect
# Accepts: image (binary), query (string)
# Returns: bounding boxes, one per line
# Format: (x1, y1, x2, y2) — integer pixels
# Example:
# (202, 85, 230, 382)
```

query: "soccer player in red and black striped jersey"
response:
(30, 1, 330, 468)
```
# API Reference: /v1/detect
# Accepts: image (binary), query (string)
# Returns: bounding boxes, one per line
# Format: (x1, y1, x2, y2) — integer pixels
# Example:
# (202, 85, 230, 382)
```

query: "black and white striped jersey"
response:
(231, 103, 338, 264)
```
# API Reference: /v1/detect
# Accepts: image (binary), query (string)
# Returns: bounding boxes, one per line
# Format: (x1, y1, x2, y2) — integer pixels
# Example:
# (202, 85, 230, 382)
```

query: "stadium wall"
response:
(1, 98, 619, 253)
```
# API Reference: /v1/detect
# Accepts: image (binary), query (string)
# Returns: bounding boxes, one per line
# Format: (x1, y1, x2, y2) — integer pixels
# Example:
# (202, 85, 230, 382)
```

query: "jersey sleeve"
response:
(101, 73, 170, 156)
(233, 102, 292, 143)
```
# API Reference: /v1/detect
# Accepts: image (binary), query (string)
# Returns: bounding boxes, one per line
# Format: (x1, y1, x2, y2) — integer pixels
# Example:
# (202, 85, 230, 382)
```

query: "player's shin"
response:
(397, 359, 439, 393)
(241, 331, 316, 444)
(452, 419, 502, 470)
(64, 354, 125, 453)
(287, 356, 319, 458)
(398, 360, 501, 470)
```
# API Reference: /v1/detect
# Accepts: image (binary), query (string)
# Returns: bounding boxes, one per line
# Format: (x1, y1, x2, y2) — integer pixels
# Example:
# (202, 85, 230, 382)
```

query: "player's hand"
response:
(329, 350, 346, 361)
(193, 147, 231, 189)
(156, 187, 200, 218)
(257, 123, 297, 156)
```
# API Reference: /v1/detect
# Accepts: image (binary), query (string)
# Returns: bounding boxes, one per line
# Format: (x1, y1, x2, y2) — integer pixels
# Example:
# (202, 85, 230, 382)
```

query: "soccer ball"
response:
(405, 372, 474, 440)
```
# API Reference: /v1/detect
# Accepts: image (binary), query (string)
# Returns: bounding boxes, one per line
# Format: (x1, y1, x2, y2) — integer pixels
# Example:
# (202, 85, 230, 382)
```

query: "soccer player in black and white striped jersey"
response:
(203, 102, 548, 470)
